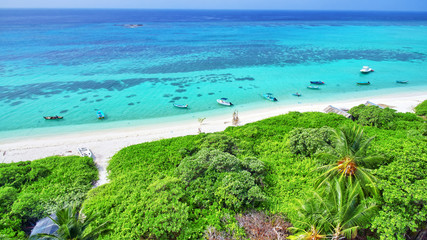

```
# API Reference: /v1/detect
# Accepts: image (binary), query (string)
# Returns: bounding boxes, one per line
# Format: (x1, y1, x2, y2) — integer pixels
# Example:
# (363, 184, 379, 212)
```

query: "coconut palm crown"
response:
(291, 180, 377, 240)
(315, 125, 384, 196)
(29, 205, 110, 240)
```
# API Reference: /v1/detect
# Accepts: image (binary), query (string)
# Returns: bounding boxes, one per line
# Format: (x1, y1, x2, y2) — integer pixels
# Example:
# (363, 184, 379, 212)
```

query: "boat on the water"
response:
(396, 80, 408, 84)
(96, 110, 105, 119)
(78, 147, 93, 158)
(307, 86, 320, 90)
(173, 103, 188, 108)
(357, 81, 371, 85)
(263, 93, 278, 102)
(310, 81, 325, 85)
(292, 92, 302, 97)
(217, 98, 233, 106)
(43, 115, 63, 120)
(360, 66, 374, 73)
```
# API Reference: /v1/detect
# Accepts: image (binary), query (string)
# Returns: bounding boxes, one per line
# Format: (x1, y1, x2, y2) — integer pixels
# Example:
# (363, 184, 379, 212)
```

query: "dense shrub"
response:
(196, 133, 239, 155)
(177, 149, 266, 211)
(349, 104, 396, 128)
(0, 156, 97, 239)
(288, 126, 334, 157)
(415, 99, 427, 116)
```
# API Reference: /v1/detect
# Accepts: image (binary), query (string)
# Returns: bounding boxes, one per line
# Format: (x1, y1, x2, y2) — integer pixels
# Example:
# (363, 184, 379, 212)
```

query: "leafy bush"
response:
(196, 133, 239, 155)
(177, 149, 266, 211)
(414, 99, 427, 116)
(349, 104, 396, 128)
(288, 126, 334, 157)
(0, 156, 97, 239)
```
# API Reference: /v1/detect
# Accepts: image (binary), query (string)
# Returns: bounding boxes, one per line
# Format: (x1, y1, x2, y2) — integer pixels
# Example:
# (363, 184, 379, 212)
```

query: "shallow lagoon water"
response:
(0, 10, 426, 140)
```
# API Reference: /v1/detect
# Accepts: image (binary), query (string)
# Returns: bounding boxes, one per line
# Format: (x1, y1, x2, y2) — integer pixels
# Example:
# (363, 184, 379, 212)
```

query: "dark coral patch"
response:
(80, 98, 87, 101)
(63, 95, 70, 98)
(163, 94, 173, 98)
(73, 105, 79, 108)
(128, 103, 135, 105)
(93, 95, 99, 97)
(96, 99, 103, 102)
(126, 94, 136, 98)
(60, 110, 68, 113)
(172, 97, 181, 101)
(208, 92, 214, 95)
(105, 95, 112, 98)
(183, 97, 188, 99)
(10, 101, 23, 106)
(175, 89, 187, 93)
(197, 94, 202, 97)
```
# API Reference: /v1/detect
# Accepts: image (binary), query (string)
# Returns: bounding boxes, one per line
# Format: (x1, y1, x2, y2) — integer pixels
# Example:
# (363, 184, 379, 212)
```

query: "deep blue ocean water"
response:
(0, 9, 426, 139)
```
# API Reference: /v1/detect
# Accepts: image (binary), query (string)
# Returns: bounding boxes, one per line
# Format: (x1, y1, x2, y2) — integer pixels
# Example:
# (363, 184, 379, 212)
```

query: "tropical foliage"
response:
(0, 156, 97, 239)
(349, 104, 396, 128)
(29, 205, 110, 240)
(1, 100, 426, 239)
(315, 125, 383, 196)
(415, 99, 427, 116)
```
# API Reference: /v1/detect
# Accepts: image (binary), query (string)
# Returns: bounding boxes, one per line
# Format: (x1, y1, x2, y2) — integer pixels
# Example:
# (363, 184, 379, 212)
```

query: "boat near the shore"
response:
(78, 147, 93, 158)
(360, 66, 374, 73)
(292, 92, 302, 97)
(96, 110, 105, 119)
(263, 93, 278, 101)
(396, 80, 408, 84)
(310, 81, 325, 85)
(307, 86, 320, 90)
(217, 98, 233, 106)
(357, 81, 371, 85)
(173, 103, 189, 108)
(43, 116, 63, 120)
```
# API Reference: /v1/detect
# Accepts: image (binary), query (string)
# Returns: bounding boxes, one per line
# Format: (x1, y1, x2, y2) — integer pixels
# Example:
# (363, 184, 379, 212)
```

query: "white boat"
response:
(78, 147, 93, 158)
(360, 66, 374, 73)
(217, 98, 233, 106)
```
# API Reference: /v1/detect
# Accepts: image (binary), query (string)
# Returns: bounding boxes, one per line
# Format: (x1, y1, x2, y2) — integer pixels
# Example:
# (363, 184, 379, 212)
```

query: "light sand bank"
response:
(0, 93, 425, 186)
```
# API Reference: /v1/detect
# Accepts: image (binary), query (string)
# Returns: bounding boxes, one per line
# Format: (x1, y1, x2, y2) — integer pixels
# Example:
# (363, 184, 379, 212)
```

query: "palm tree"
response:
(29, 205, 110, 240)
(290, 180, 377, 240)
(315, 125, 383, 196)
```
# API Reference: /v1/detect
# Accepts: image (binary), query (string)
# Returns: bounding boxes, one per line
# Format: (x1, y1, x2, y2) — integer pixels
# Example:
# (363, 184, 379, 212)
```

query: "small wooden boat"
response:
(292, 92, 302, 97)
(263, 93, 278, 102)
(357, 81, 371, 85)
(307, 86, 320, 90)
(44, 115, 63, 120)
(96, 110, 105, 119)
(360, 66, 374, 73)
(396, 80, 408, 84)
(78, 147, 93, 158)
(310, 81, 325, 85)
(173, 103, 188, 108)
(217, 98, 233, 106)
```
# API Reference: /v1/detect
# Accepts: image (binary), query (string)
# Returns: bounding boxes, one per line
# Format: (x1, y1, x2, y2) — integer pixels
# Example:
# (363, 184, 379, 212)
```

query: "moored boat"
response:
(217, 98, 233, 106)
(173, 103, 189, 108)
(396, 80, 408, 84)
(43, 115, 63, 120)
(96, 110, 105, 119)
(263, 93, 278, 101)
(292, 92, 302, 97)
(307, 86, 320, 90)
(360, 66, 374, 73)
(310, 81, 325, 85)
(357, 81, 371, 85)
(78, 147, 93, 158)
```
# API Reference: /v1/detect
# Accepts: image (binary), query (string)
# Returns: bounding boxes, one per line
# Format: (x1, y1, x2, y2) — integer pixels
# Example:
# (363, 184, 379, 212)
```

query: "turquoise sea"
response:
(0, 10, 426, 140)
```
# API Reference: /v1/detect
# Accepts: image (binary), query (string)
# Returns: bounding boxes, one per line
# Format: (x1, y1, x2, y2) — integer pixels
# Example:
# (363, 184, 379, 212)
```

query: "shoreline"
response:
(0, 92, 425, 186)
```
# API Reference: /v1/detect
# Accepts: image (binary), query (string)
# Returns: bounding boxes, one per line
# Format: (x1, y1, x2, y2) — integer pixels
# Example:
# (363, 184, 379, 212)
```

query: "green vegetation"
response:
(1, 100, 426, 239)
(415, 99, 427, 116)
(29, 205, 110, 240)
(0, 156, 97, 239)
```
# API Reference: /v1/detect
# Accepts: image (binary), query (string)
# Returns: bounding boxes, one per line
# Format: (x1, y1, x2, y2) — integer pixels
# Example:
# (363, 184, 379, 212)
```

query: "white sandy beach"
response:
(0, 92, 426, 186)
